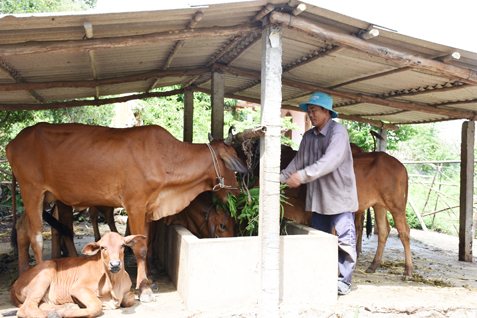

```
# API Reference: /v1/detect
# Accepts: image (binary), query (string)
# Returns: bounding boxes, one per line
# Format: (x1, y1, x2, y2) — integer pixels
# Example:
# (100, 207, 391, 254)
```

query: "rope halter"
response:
(206, 143, 240, 192)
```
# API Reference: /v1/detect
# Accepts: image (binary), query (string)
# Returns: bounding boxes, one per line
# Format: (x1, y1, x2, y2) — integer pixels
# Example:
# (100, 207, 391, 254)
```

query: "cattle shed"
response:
(0, 0, 476, 316)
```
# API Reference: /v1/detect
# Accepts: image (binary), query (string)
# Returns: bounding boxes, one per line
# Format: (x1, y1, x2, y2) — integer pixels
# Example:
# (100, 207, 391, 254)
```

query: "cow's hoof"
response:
(365, 267, 376, 274)
(150, 283, 158, 291)
(47, 311, 62, 318)
(139, 290, 156, 303)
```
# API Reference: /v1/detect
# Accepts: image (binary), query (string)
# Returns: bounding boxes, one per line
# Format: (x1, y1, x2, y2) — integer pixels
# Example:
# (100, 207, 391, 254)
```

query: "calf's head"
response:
(208, 133, 247, 203)
(208, 207, 236, 238)
(82, 232, 146, 274)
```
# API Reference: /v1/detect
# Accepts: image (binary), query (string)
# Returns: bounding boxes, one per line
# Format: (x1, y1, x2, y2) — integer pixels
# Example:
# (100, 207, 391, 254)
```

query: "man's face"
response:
(307, 105, 330, 129)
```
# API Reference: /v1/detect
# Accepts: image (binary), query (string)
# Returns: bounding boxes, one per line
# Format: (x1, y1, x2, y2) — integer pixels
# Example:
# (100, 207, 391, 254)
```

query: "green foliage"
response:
(342, 120, 417, 152)
(224, 185, 292, 236)
(1, 0, 96, 14)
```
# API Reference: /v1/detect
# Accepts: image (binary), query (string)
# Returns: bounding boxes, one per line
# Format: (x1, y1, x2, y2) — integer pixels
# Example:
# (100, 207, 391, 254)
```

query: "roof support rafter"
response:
(0, 23, 261, 56)
(269, 11, 477, 86)
(149, 11, 205, 92)
(0, 88, 185, 111)
(0, 59, 43, 103)
(216, 64, 477, 120)
(0, 68, 210, 91)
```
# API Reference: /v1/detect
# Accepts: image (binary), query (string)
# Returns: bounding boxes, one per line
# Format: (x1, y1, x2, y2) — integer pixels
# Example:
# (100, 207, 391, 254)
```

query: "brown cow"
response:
(9, 232, 145, 318)
(246, 145, 412, 276)
(6, 123, 247, 302)
(161, 192, 235, 238)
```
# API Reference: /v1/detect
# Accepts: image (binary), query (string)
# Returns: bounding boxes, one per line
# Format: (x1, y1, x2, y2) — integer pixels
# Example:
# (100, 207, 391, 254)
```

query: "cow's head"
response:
(208, 132, 247, 203)
(207, 207, 236, 238)
(82, 232, 146, 274)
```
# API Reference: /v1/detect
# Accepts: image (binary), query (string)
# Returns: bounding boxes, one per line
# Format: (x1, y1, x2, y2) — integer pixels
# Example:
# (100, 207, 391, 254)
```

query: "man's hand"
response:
(286, 172, 301, 188)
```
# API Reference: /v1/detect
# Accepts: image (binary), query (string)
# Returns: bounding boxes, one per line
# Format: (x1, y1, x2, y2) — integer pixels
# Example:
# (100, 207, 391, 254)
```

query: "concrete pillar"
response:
(258, 21, 282, 318)
(459, 121, 474, 262)
(211, 71, 225, 139)
(377, 127, 387, 152)
(183, 89, 194, 143)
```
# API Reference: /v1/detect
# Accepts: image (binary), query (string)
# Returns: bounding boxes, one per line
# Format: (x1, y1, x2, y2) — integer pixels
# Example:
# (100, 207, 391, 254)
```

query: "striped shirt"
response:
(280, 119, 358, 215)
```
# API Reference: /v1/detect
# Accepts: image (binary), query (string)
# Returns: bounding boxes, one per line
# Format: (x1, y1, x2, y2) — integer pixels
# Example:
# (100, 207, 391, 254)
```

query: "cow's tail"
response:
(43, 205, 74, 239)
(10, 174, 17, 254)
(365, 208, 372, 239)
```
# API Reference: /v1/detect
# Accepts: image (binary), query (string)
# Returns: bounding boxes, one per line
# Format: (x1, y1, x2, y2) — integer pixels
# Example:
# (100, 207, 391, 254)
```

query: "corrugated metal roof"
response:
(1, 0, 476, 126)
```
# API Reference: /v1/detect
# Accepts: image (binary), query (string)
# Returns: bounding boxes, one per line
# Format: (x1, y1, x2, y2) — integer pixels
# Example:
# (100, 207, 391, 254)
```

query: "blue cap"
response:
(299, 92, 338, 118)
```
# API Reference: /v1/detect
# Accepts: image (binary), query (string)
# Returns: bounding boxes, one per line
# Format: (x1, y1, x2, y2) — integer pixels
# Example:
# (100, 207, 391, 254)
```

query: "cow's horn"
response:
(208, 133, 214, 143)
(224, 132, 233, 146)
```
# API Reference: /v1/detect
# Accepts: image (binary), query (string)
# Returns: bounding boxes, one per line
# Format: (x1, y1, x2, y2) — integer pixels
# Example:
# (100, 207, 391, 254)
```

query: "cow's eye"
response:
(122, 244, 126, 249)
(220, 224, 226, 230)
(100, 246, 106, 250)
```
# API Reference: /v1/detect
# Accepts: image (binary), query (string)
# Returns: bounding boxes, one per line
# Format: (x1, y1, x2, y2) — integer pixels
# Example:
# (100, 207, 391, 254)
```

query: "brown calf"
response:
(10, 232, 145, 318)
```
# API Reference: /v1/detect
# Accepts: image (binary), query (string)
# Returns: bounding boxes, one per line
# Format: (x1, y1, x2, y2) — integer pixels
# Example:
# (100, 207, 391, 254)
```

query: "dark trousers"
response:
(311, 212, 357, 285)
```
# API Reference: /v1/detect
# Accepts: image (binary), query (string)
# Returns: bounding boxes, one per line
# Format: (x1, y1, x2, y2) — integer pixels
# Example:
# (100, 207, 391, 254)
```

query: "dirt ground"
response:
(0, 219, 476, 318)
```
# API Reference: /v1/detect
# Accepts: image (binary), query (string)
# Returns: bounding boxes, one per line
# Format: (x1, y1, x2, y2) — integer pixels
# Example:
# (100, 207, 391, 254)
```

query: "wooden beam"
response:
(269, 12, 477, 86)
(0, 88, 185, 111)
(0, 58, 43, 103)
(283, 45, 343, 73)
(206, 36, 243, 68)
(226, 33, 262, 66)
(162, 11, 204, 71)
(292, 3, 306, 16)
(0, 68, 210, 91)
(216, 64, 477, 120)
(0, 23, 261, 56)
(253, 3, 274, 21)
(88, 50, 99, 99)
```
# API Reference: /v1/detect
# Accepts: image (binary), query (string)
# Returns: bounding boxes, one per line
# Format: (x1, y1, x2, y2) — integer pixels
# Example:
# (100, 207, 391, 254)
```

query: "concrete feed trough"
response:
(154, 222, 338, 311)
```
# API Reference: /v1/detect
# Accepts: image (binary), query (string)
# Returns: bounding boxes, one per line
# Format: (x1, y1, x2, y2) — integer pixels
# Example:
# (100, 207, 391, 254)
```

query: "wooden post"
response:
(377, 128, 387, 152)
(183, 89, 194, 143)
(211, 70, 225, 139)
(258, 20, 282, 317)
(459, 121, 475, 262)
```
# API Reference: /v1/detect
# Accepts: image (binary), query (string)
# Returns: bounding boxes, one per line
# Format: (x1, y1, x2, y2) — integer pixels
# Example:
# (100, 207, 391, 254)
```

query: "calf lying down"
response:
(8, 232, 146, 318)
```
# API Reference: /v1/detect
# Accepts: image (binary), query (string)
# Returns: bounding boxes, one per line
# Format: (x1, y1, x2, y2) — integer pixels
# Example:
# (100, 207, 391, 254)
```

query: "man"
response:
(280, 92, 358, 295)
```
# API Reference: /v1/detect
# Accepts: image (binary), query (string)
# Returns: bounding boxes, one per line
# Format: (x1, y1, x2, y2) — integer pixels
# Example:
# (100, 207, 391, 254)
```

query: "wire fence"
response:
(401, 160, 477, 237)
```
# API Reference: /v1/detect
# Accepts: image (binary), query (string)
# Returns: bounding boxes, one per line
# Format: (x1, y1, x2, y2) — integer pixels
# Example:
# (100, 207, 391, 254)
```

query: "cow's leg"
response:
(126, 209, 155, 302)
(366, 205, 390, 273)
(89, 206, 101, 242)
(16, 212, 31, 275)
(14, 266, 55, 318)
(22, 194, 46, 273)
(56, 287, 103, 318)
(146, 222, 159, 277)
(354, 211, 364, 256)
(58, 202, 78, 257)
(103, 207, 119, 234)
(51, 204, 61, 259)
(392, 209, 413, 276)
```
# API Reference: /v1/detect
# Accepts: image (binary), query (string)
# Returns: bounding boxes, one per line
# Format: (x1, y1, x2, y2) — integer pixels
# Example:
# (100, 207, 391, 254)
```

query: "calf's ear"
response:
(82, 242, 101, 255)
(124, 235, 147, 247)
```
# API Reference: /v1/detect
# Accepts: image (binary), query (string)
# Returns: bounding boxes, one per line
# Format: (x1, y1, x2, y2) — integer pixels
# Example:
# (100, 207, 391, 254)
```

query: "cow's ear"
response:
(124, 235, 147, 247)
(219, 150, 248, 174)
(82, 242, 101, 255)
